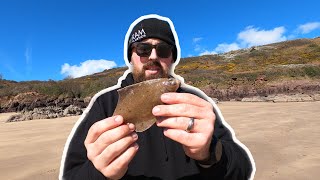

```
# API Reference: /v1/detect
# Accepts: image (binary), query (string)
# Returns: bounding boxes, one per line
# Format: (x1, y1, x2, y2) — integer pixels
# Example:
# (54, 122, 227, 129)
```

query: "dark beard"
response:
(132, 61, 169, 83)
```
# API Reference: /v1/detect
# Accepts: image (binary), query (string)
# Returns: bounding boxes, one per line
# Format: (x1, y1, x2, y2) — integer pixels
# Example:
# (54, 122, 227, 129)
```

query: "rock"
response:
(0, 91, 91, 113)
(201, 80, 320, 102)
(73, 98, 87, 108)
(241, 96, 266, 102)
(63, 105, 83, 116)
(211, 98, 219, 103)
(48, 113, 57, 119)
(311, 94, 320, 101)
(272, 94, 313, 102)
(6, 114, 24, 122)
(32, 113, 47, 120)
(5, 105, 82, 122)
(84, 96, 92, 104)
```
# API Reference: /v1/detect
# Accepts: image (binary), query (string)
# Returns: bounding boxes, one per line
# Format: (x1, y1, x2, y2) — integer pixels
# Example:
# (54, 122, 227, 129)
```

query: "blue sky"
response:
(0, 0, 319, 81)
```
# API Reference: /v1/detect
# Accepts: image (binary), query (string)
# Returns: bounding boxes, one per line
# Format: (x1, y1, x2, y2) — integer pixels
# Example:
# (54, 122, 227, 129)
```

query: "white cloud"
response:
(199, 43, 240, 56)
(237, 26, 287, 47)
(199, 50, 217, 56)
(297, 22, 320, 34)
(194, 44, 202, 52)
(193, 37, 203, 43)
(61, 59, 117, 78)
(195, 25, 289, 56)
(215, 43, 241, 53)
(193, 37, 204, 52)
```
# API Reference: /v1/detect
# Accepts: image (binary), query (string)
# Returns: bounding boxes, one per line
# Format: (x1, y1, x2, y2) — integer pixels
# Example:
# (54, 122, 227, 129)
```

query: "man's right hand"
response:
(84, 115, 139, 179)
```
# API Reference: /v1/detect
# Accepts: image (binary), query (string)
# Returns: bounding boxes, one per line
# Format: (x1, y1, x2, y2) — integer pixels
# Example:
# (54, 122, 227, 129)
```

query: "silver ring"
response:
(186, 117, 195, 132)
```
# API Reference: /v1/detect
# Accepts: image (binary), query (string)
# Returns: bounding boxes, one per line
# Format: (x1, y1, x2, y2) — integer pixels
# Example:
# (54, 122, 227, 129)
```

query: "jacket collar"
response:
(120, 73, 135, 88)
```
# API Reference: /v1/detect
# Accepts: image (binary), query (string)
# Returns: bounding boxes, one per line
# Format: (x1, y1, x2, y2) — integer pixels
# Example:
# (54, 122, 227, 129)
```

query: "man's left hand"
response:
(152, 92, 216, 161)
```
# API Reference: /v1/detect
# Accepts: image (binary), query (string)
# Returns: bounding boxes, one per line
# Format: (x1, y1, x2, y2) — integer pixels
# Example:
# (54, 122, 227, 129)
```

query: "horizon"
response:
(1, 0, 320, 81)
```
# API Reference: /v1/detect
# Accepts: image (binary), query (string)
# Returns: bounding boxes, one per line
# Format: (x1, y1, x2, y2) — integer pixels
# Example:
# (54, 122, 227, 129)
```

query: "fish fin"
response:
(135, 118, 156, 132)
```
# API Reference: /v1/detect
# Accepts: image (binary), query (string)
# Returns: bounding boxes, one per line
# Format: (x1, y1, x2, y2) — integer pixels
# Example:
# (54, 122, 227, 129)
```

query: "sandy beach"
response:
(0, 101, 319, 180)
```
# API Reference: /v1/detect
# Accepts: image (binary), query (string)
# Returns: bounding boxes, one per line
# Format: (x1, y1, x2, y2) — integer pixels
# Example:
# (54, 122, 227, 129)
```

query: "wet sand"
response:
(0, 101, 319, 179)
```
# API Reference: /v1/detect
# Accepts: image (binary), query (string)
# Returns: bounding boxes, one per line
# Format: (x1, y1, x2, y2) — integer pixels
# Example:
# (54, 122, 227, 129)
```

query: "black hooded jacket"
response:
(60, 73, 253, 180)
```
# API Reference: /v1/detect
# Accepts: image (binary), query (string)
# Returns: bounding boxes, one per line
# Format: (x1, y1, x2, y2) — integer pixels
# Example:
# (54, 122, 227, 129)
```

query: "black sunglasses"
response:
(132, 42, 173, 58)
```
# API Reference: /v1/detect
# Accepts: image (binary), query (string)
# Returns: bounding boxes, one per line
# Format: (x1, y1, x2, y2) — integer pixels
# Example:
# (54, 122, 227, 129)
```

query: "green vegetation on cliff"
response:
(1, 37, 320, 101)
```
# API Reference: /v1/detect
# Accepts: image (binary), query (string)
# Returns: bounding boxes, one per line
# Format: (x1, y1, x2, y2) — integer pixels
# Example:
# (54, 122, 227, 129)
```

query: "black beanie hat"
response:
(127, 18, 177, 61)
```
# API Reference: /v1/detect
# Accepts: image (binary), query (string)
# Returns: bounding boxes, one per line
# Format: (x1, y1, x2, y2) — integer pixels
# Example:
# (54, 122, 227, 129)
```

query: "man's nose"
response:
(148, 48, 158, 60)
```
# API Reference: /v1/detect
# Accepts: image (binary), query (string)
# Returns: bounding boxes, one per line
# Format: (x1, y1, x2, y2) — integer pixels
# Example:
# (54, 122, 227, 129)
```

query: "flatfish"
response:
(113, 78, 180, 132)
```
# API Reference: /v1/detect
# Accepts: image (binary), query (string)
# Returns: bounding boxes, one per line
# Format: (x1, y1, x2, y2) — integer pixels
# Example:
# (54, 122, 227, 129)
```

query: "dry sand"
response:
(0, 101, 319, 180)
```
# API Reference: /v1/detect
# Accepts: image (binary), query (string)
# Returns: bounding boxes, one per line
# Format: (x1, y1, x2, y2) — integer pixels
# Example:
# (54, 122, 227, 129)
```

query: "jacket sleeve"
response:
(61, 98, 109, 180)
(199, 112, 253, 180)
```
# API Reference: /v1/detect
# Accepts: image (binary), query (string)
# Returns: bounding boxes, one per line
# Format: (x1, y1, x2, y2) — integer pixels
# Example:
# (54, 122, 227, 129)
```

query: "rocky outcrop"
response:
(241, 93, 319, 102)
(202, 79, 320, 102)
(6, 105, 83, 122)
(0, 92, 90, 113)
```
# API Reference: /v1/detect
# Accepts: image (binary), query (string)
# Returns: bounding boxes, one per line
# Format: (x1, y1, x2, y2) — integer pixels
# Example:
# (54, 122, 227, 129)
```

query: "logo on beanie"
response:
(130, 28, 146, 43)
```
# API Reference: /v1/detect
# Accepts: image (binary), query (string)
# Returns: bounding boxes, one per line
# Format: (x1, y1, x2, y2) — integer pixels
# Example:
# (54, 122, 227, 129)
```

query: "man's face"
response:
(130, 38, 174, 83)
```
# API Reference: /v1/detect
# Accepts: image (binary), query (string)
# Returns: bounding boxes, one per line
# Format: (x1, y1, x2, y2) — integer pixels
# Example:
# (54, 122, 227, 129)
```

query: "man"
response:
(59, 14, 255, 180)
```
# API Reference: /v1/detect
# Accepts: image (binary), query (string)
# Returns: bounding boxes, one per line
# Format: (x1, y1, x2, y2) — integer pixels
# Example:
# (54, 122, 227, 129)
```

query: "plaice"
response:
(113, 78, 180, 132)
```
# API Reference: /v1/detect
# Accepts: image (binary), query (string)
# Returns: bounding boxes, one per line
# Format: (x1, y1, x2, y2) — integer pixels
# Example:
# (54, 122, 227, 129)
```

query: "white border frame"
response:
(59, 14, 256, 180)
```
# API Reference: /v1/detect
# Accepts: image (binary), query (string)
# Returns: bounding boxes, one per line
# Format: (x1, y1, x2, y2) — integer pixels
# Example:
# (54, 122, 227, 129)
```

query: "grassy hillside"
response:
(176, 37, 320, 88)
(1, 37, 320, 102)
(0, 67, 127, 99)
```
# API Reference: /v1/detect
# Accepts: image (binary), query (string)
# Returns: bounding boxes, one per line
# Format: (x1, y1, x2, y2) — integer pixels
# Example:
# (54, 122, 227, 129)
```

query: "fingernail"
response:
(128, 123, 135, 130)
(132, 133, 138, 140)
(134, 143, 139, 149)
(161, 94, 170, 100)
(153, 107, 160, 114)
(115, 116, 122, 123)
